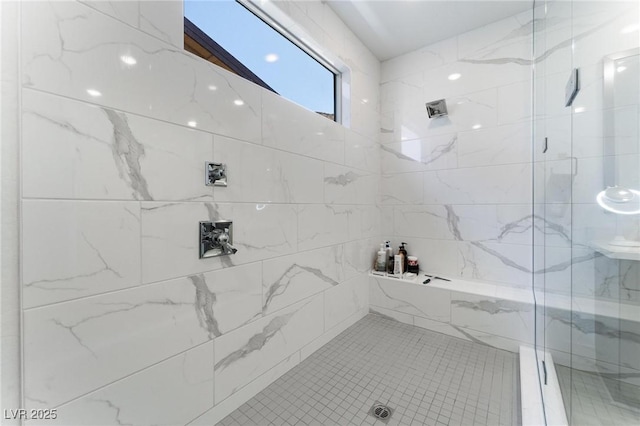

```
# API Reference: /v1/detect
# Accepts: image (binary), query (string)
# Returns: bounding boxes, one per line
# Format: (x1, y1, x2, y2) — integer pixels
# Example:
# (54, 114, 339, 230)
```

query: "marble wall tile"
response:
(324, 163, 377, 205)
(78, 1, 140, 28)
(297, 204, 352, 251)
(262, 245, 344, 315)
(393, 204, 499, 243)
(453, 205, 502, 242)
(392, 205, 452, 240)
(78, 1, 183, 48)
(399, 237, 459, 277)
(457, 10, 531, 61)
(324, 275, 368, 331)
(24, 276, 212, 410)
(619, 317, 640, 371)
(139, 1, 183, 48)
(530, 203, 571, 248)
(141, 202, 297, 284)
(572, 1, 639, 69)
(262, 90, 345, 164)
(21, 1, 262, 143)
(214, 294, 324, 403)
(571, 203, 616, 246)
(380, 133, 459, 173)
(457, 122, 530, 168)
(355, 205, 381, 240)
(196, 263, 263, 335)
(381, 38, 458, 83)
(380, 173, 423, 205)
(458, 241, 532, 286)
(343, 238, 378, 280)
(424, 163, 531, 205)
(29, 342, 214, 426)
(344, 130, 380, 174)
(370, 277, 451, 322)
(498, 79, 532, 124)
(450, 293, 534, 344)
(22, 89, 214, 201)
(212, 136, 324, 204)
(22, 200, 140, 309)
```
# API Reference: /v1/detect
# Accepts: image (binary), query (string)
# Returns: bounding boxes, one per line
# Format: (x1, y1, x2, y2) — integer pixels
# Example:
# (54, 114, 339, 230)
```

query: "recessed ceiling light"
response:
(472, 124, 482, 130)
(120, 55, 137, 66)
(234, 99, 244, 106)
(617, 66, 627, 73)
(208, 85, 217, 91)
(448, 73, 461, 81)
(265, 53, 279, 63)
(86, 89, 102, 97)
(187, 121, 197, 127)
(620, 24, 639, 34)
(574, 106, 586, 113)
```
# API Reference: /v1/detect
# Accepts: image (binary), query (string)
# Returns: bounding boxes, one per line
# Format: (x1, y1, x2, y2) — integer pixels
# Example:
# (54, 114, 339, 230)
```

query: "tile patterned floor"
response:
(218, 314, 519, 426)
(557, 365, 640, 426)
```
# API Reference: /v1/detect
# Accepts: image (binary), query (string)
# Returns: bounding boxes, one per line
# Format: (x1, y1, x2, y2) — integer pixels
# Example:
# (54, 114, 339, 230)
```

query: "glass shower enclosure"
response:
(533, 0, 640, 424)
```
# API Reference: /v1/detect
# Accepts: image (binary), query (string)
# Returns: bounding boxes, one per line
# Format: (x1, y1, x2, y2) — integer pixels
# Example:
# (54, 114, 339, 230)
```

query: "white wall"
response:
(379, 8, 534, 289)
(11, 1, 381, 424)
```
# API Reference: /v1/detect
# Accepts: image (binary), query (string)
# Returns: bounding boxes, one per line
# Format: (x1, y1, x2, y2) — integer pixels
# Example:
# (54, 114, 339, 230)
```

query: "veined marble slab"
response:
(24, 276, 212, 410)
(297, 204, 353, 251)
(214, 294, 324, 403)
(324, 163, 377, 205)
(22, 89, 214, 201)
(22, 200, 140, 308)
(79, 0, 183, 48)
(344, 130, 380, 174)
(262, 90, 345, 164)
(324, 274, 369, 331)
(262, 245, 344, 315)
(212, 135, 324, 204)
(27, 342, 214, 426)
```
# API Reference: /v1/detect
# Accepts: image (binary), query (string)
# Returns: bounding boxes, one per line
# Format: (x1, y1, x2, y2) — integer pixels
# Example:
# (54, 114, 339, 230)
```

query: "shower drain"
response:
(368, 402, 393, 423)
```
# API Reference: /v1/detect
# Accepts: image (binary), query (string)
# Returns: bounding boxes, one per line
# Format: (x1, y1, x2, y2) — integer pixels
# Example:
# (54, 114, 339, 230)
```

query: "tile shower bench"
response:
(369, 272, 535, 353)
(369, 272, 640, 384)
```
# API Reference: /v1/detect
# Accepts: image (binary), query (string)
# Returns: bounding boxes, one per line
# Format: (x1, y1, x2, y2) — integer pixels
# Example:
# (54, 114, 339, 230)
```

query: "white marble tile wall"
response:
(380, 9, 535, 290)
(19, 0, 379, 423)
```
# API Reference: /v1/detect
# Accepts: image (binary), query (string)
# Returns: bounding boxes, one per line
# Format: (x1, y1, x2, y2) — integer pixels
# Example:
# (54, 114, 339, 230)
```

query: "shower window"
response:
(184, 0, 338, 121)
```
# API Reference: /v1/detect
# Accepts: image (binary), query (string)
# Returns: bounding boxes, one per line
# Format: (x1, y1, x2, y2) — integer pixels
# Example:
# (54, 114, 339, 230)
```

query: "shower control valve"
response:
(199, 220, 237, 258)
(205, 162, 227, 187)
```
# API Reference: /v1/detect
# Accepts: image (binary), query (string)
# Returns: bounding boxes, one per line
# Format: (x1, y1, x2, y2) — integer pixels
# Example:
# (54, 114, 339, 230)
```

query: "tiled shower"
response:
(1, 1, 638, 425)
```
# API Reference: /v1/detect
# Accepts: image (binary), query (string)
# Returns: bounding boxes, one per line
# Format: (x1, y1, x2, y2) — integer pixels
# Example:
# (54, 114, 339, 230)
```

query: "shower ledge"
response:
(589, 240, 640, 261)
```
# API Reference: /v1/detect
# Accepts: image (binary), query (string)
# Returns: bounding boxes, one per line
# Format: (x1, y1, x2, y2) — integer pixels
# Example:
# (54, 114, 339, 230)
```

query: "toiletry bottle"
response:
(386, 242, 394, 274)
(376, 244, 386, 272)
(393, 254, 403, 275)
(399, 242, 408, 272)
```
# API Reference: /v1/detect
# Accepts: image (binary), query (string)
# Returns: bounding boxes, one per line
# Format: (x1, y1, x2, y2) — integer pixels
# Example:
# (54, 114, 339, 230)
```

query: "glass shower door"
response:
(534, 1, 640, 424)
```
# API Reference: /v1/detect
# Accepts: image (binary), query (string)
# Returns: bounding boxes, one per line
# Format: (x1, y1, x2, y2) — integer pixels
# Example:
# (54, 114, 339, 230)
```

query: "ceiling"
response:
(326, 0, 532, 61)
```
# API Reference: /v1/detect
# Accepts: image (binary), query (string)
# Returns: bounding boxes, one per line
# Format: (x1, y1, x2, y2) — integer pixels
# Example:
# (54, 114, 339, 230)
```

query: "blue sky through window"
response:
(185, 0, 335, 115)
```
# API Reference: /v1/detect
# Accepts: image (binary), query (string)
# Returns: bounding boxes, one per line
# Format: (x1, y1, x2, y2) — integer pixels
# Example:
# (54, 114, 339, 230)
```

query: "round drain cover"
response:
(373, 404, 390, 419)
